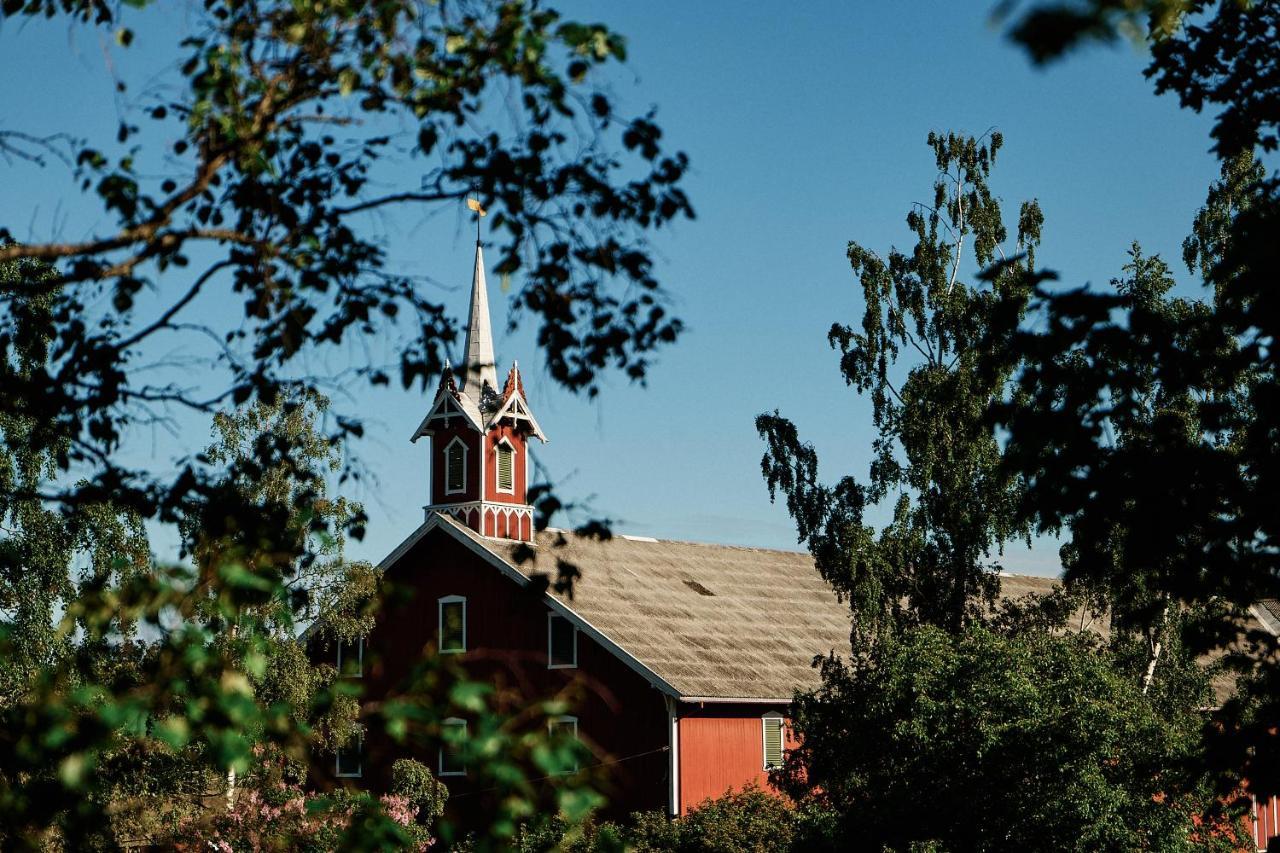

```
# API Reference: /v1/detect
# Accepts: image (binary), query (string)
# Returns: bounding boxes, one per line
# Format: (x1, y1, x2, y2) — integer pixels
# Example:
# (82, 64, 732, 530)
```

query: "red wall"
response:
(677, 703, 796, 815)
(1255, 794, 1279, 850)
(350, 527, 671, 823)
(430, 426, 480, 504)
(483, 425, 527, 505)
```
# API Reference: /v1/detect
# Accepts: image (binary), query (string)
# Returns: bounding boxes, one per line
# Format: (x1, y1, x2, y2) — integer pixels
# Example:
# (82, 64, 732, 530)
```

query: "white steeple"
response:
(460, 239, 497, 400)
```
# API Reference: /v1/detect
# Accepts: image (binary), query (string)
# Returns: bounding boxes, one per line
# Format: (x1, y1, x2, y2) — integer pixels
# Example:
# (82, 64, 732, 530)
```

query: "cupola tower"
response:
(411, 213, 546, 541)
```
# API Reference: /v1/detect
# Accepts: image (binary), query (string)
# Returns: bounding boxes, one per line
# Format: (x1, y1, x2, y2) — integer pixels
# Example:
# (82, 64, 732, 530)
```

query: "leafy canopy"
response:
(757, 131, 1041, 637)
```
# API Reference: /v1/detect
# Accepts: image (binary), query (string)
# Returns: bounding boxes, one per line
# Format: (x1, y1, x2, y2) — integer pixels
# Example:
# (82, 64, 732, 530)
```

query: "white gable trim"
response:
(486, 392, 547, 442)
(411, 389, 482, 441)
(379, 513, 680, 697)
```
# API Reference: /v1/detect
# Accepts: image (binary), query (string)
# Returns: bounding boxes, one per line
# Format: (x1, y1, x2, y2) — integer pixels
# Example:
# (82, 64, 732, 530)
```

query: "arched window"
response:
(439, 718, 467, 777)
(445, 437, 467, 494)
(495, 440, 515, 493)
(547, 715, 580, 774)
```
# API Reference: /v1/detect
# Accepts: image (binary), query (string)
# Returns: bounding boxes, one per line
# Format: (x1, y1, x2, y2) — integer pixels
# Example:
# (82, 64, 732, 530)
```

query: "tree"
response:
(0, 0, 691, 567)
(1, 0, 689, 845)
(990, 0, 1280, 790)
(756, 130, 1042, 639)
(775, 624, 1237, 852)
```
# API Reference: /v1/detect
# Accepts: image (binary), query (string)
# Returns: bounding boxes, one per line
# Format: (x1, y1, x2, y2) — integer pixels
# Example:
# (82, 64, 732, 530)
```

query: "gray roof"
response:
(415, 514, 1069, 701)
(391, 514, 1275, 706)
(493, 527, 856, 701)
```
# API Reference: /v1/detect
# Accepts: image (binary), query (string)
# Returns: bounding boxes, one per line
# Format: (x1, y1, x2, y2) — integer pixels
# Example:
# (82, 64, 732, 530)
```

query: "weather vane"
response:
(466, 196, 486, 244)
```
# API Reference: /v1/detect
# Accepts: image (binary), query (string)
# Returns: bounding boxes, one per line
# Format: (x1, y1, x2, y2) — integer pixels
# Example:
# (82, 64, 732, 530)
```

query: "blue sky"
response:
(0, 3, 1223, 575)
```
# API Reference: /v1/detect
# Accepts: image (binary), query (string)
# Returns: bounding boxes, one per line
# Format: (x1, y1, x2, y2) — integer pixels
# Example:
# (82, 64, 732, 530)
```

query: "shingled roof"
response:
(403, 513, 1071, 702)
(497, 526, 855, 701)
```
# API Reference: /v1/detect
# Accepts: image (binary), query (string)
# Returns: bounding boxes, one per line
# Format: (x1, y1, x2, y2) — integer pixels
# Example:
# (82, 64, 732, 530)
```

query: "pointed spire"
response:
(460, 238, 498, 400)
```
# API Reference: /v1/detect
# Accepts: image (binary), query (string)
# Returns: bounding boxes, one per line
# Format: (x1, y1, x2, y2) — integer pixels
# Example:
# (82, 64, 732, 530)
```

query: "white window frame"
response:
(438, 595, 467, 654)
(439, 717, 467, 777)
(335, 731, 363, 778)
(336, 636, 363, 678)
(494, 437, 516, 494)
(762, 711, 785, 770)
(547, 715, 580, 773)
(444, 436, 468, 495)
(546, 612, 578, 669)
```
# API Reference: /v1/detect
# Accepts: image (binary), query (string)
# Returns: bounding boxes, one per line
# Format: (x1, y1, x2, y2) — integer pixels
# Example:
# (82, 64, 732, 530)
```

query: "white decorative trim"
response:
(423, 501, 534, 541)
(486, 390, 547, 442)
(761, 711, 785, 770)
(412, 389, 483, 440)
(335, 732, 363, 778)
(438, 595, 467, 654)
(439, 717, 467, 777)
(494, 437, 516, 495)
(666, 695, 680, 816)
(547, 612, 578, 669)
(443, 436, 469, 495)
(336, 637, 363, 678)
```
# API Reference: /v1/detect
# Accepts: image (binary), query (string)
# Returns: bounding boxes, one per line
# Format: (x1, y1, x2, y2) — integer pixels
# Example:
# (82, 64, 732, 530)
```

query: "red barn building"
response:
(338, 238, 1280, 845)
(337, 237, 853, 820)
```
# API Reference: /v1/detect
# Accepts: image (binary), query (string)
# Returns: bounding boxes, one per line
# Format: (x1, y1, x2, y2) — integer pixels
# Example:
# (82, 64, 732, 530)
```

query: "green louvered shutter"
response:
(447, 442, 466, 492)
(497, 444, 514, 491)
(763, 716, 784, 769)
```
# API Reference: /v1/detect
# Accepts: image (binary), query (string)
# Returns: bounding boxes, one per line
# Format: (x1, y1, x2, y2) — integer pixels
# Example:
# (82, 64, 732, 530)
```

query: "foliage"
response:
(757, 131, 1041, 638)
(989, 0, 1280, 792)
(0, 0, 687, 845)
(999, 1, 1280, 158)
(391, 757, 449, 826)
(775, 624, 1238, 852)
(505, 787, 840, 853)
(175, 758, 433, 852)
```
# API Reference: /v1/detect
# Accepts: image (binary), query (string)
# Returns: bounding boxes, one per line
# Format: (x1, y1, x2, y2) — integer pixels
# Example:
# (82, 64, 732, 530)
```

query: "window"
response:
(336, 732, 362, 778)
(762, 713, 784, 770)
(439, 595, 466, 653)
(439, 718, 467, 776)
(547, 715, 580, 773)
(445, 438, 467, 494)
(336, 637, 363, 678)
(495, 441, 515, 493)
(547, 613, 577, 669)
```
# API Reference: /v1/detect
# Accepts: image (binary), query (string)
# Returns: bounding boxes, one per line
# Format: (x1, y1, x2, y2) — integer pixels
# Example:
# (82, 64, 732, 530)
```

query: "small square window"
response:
(548, 613, 577, 669)
(439, 596, 466, 654)
(439, 718, 467, 777)
(337, 637, 363, 678)
(336, 734, 362, 778)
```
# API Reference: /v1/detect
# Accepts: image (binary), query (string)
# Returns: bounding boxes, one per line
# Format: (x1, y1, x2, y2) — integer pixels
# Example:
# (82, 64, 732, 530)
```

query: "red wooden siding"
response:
(350, 527, 670, 822)
(1255, 794, 1280, 851)
(483, 425, 527, 505)
(430, 425, 480, 503)
(677, 704, 797, 815)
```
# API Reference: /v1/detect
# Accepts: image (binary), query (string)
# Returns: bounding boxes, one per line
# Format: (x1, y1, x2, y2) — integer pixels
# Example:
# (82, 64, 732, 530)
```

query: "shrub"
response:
(678, 786, 796, 852)
(391, 758, 449, 825)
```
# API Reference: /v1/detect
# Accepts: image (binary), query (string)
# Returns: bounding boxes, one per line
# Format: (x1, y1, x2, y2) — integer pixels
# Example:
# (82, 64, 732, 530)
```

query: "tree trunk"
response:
(1141, 601, 1172, 695)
